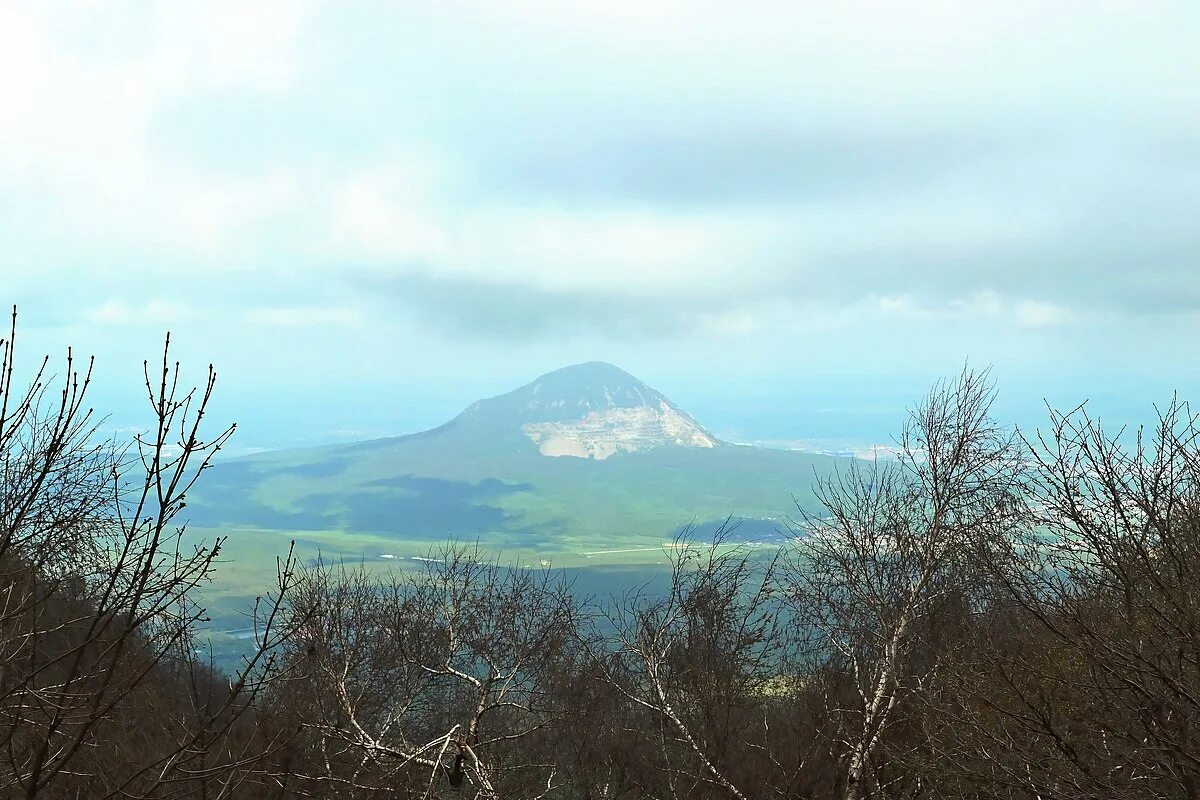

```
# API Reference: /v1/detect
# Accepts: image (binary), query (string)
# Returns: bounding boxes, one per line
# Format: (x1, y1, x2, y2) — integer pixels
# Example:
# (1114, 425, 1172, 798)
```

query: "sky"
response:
(3, 1, 1199, 453)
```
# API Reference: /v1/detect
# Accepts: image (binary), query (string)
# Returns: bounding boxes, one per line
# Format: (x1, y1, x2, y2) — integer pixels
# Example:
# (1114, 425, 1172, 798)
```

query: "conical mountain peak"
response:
(454, 362, 719, 459)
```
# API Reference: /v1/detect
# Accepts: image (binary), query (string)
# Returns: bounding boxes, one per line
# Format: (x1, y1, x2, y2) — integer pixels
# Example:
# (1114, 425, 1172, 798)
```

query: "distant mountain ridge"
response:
(443, 361, 718, 460)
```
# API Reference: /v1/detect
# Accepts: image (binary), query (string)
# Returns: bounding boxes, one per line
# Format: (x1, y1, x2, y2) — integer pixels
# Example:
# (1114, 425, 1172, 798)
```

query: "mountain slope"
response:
(189, 362, 845, 551)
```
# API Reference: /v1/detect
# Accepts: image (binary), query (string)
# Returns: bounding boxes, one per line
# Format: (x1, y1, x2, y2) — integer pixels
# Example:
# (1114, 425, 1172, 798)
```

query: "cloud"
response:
(330, 173, 770, 296)
(1014, 301, 1071, 329)
(0, 2, 315, 259)
(355, 272, 714, 341)
(245, 307, 363, 327)
(4, 0, 1200, 369)
(474, 127, 1006, 206)
(325, 137, 1200, 337)
(353, 268, 1083, 345)
(328, 162, 455, 263)
(864, 292, 1073, 330)
(84, 300, 197, 326)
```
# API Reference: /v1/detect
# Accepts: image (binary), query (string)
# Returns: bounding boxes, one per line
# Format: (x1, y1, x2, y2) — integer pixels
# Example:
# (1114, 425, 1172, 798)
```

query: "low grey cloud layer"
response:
(356, 271, 739, 341)
(474, 127, 1007, 206)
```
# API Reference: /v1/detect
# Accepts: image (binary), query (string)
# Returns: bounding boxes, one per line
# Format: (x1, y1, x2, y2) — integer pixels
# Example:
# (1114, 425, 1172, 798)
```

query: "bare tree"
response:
(0, 309, 302, 798)
(922, 395, 1200, 800)
(585, 524, 815, 800)
(275, 544, 581, 798)
(784, 368, 1025, 800)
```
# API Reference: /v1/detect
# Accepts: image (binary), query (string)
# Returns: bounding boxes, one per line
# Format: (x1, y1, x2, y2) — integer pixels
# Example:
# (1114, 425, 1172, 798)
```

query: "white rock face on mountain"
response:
(521, 400, 717, 460)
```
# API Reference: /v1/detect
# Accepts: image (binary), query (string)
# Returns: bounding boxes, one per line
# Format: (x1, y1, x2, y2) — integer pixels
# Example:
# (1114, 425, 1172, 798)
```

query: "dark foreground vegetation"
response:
(3, 312, 1199, 799)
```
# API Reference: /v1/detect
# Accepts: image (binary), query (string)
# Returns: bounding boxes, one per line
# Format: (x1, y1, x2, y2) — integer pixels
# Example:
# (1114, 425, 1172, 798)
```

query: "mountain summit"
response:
(452, 361, 719, 460)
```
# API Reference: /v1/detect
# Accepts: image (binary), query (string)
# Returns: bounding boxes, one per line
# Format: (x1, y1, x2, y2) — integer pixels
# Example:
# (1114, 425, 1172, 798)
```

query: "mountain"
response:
(437, 361, 717, 459)
(188, 363, 849, 613)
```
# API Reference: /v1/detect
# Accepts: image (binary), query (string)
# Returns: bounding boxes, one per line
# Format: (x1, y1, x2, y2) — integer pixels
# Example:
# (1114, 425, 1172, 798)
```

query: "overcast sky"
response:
(3, 2, 1199, 451)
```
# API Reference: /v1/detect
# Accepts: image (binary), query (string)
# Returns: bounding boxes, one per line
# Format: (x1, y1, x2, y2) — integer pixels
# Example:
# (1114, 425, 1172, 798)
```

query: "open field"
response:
(193, 520, 784, 609)
(190, 520, 788, 665)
